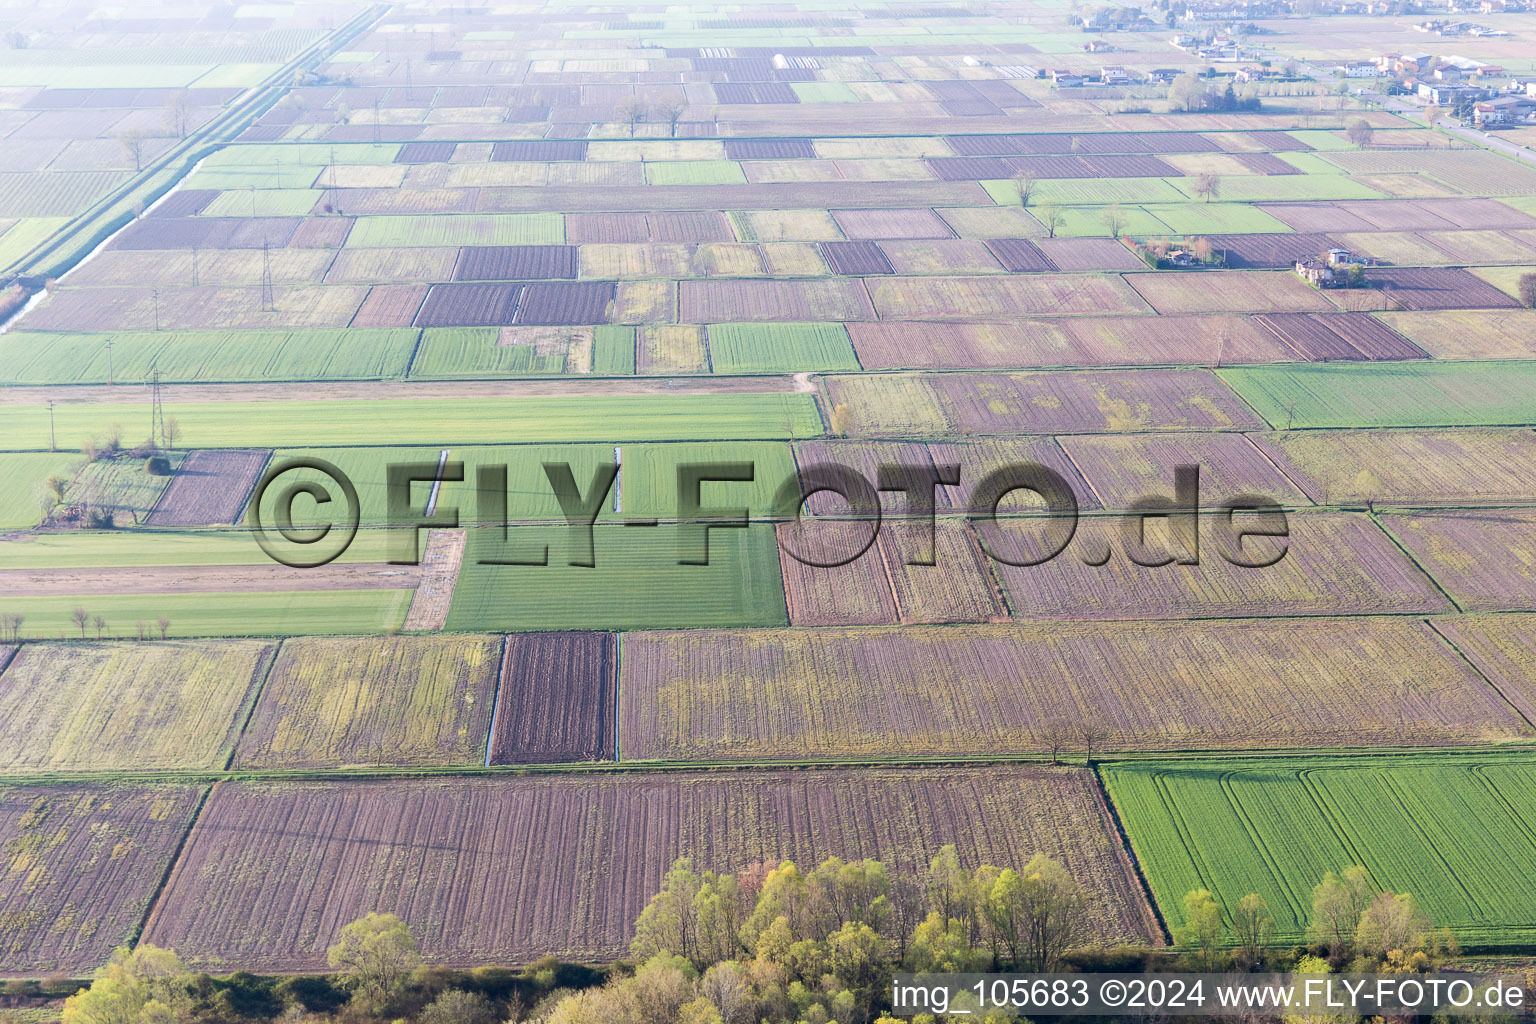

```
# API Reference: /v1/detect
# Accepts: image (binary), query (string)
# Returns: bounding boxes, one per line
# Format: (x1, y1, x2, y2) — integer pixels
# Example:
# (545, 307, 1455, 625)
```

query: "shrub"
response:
(1519, 272, 1536, 309)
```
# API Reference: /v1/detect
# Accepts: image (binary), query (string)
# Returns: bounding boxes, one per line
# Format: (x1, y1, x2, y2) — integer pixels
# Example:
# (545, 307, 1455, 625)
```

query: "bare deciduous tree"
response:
(620, 100, 647, 138)
(1103, 202, 1126, 239)
(1039, 718, 1072, 764)
(165, 92, 192, 139)
(1076, 720, 1110, 762)
(1036, 199, 1064, 238)
(118, 130, 150, 171)
(654, 100, 686, 137)
(1011, 171, 1036, 208)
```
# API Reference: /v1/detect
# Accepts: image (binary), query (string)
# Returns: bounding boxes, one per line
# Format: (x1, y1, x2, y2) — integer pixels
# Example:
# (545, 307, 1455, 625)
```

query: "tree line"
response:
(49, 848, 1521, 1024)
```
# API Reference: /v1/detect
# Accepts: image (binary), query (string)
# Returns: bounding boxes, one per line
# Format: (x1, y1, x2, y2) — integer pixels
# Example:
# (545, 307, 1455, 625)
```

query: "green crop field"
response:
(0, 393, 825, 449)
(186, 163, 327, 190)
(199, 189, 324, 218)
(643, 161, 748, 186)
(1103, 754, 1536, 948)
(0, 452, 82, 529)
(407, 327, 582, 378)
(0, 329, 419, 384)
(344, 214, 565, 248)
(592, 325, 637, 374)
(1220, 362, 1536, 428)
(445, 522, 787, 631)
(1030, 178, 1192, 205)
(202, 143, 402, 167)
(0, 529, 396, 570)
(612, 441, 799, 519)
(705, 322, 860, 374)
(1140, 203, 1295, 235)
(1036, 205, 1173, 238)
(266, 446, 454, 526)
(1167, 175, 1385, 203)
(791, 82, 860, 103)
(0, 640, 273, 771)
(5, 590, 411, 638)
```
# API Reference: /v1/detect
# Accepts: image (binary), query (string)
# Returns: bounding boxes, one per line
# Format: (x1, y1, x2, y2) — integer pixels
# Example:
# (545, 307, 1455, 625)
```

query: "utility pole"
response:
(260, 241, 274, 312)
(151, 289, 159, 331)
(191, 247, 198, 287)
(149, 365, 165, 451)
(47, 399, 55, 451)
(106, 339, 113, 385)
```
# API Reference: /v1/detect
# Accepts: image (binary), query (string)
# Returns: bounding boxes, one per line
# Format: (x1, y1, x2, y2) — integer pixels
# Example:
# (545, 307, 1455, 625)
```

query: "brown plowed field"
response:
(489, 632, 616, 764)
(146, 448, 270, 527)
(0, 783, 204, 973)
(143, 768, 1160, 970)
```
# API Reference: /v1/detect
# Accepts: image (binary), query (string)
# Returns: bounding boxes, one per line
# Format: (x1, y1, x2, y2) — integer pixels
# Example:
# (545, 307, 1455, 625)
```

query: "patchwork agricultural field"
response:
(1104, 754, 1536, 947)
(620, 620, 1526, 761)
(3, 0, 1536, 987)
(144, 768, 1158, 969)
(233, 635, 502, 769)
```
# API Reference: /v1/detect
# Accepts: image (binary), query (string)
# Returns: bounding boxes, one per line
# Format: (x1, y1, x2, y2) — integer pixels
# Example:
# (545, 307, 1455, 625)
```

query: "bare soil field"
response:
(489, 632, 616, 764)
(0, 375, 808, 407)
(0, 783, 205, 973)
(1380, 510, 1536, 612)
(1057, 432, 1313, 510)
(847, 314, 1291, 369)
(144, 768, 1159, 969)
(1253, 312, 1425, 361)
(619, 620, 1522, 761)
(146, 448, 270, 527)
(1126, 271, 1334, 315)
(992, 511, 1449, 621)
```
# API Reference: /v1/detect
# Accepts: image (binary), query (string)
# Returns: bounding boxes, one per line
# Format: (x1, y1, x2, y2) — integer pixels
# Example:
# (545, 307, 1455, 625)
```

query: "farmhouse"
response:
(1295, 249, 1357, 287)
(1474, 95, 1536, 124)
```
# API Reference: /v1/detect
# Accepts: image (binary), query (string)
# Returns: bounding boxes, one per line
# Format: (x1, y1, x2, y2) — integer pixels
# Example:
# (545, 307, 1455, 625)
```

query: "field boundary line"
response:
(1053, 436, 1109, 510)
(613, 631, 623, 762)
(483, 634, 510, 768)
(131, 781, 214, 954)
(2, 742, 1536, 788)
(1426, 618, 1536, 733)
(1240, 432, 1323, 505)
(401, 328, 429, 380)
(1369, 511, 1464, 612)
(1210, 367, 1279, 429)
(1091, 764, 1171, 946)
(223, 639, 285, 772)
